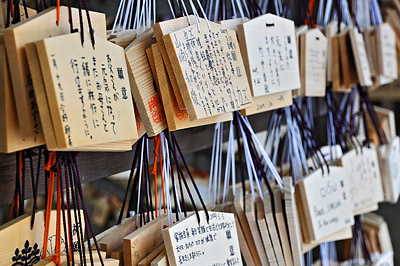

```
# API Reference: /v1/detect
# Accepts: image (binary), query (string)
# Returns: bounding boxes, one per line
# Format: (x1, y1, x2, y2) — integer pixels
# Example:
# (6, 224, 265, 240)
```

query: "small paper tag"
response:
(163, 211, 242, 266)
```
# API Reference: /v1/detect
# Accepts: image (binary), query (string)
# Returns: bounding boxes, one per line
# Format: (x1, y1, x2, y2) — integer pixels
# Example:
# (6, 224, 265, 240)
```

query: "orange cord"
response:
(51, 167, 62, 265)
(304, 0, 316, 27)
(10, 0, 14, 17)
(152, 136, 161, 217)
(159, 140, 166, 213)
(65, 193, 73, 261)
(8, 151, 24, 221)
(42, 152, 57, 259)
(56, 0, 60, 25)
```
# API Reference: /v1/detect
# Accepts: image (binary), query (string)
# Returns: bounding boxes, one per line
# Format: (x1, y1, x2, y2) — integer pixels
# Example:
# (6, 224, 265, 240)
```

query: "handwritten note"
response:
(164, 21, 252, 120)
(237, 13, 300, 97)
(349, 29, 373, 86)
(163, 211, 242, 266)
(376, 23, 398, 80)
(300, 28, 327, 97)
(298, 166, 354, 241)
(341, 148, 384, 215)
(36, 33, 137, 149)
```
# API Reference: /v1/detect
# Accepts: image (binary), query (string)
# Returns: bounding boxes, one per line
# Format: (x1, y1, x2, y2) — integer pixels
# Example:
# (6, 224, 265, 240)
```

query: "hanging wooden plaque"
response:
(299, 28, 327, 97)
(150, 43, 232, 131)
(35, 33, 137, 149)
(4, 6, 106, 137)
(125, 28, 167, 136)
(0, 36, 42, 153)
(0, 3, 37, 32)
(162, 211, 242, 266)
(164, 20, 252, 120)
(298, 167, 354, 241)
(153, 16, 196, 110)
(123, 215, 167, 266)
(379, 136, 400, 203)
(340, 148, 384, 215)
(376, 23, 398, 80)
(283, 177, 302, 266)
(255, 199, 277, 265)
(325, 21, 339, 82)
(338, 31, 358, 91)
(349, 29, 373, 86)
(237, 14, 300, 97)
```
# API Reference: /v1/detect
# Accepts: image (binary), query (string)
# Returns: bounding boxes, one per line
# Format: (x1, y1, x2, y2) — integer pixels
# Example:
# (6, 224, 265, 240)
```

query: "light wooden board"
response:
(256, 198, 278, 266)
(283, 177, 303, 266)
(125, 28, 167, 136)
(338, 31, 358, 91)
(263, 190, 285, 265)
(162, 211, 242, 266)
(234, 215, 255, 266)
(3, 6, 106, 137)
(237, 13, 300, 97)
(99, 216, 137, 257)
(35, 33, 137, 149)
(349, 29, 373, 86)
(244, 194, 269, 265)
(123, 215, 167, 266)
(0, 36, 42, 153)
(151, 43, 232, 131)
(325, 20, 338, 82)
(240, 91, 292, 116)
(273, 188, 294, 266)
(379, 136, 400, 203)
(376, 23, 398, 80)
(152, 16, 195, 110)
(233, 190, 262, 265)
(110, 30, 137, 48)
(340, 148, 384, 214)
(138, 244, 164, 266)
(299, 29, 327, 97)
(301, 227, 352, 254)
(298, 167, 354, 241)
(0, 210, 84, 265)
(151, 249, 168, 266)
(164, 20, 252, 120)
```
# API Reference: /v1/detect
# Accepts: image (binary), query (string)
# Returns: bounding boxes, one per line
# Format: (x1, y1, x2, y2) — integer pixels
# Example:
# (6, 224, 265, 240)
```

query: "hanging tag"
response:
(364, 27, 379, 77)
(299, 28, 327, 97)
(261, 190, 285, 265)
(153, 16, 196, 111)
(376, 23, 398, 80)
(325, 20, 339, 83)
(123, 215, 167, 266)
(349, 29, 373, 86)
(137, 244, 165, 266)
(298, 166, 354, 241)
(336, 31, 359, 91)
(150, 43, 232, 131)
(35, 33, 137, 149)
(125, 28, 167, 136)
(163, 20, 252, 120)
(110, 30, 138, 48)
(0, 35, 42, 153)
(219, 17, 292, 115)
(162, 211, 242, 266)
(0, 210, 84, 265)
(3, 7, 106, 138)
(367, 106, 396, 146)
(364, 213, 393, 254)
(340, 148, 384, 215)
(237, 14, 300, 97)
(283, 177, 303, 266)
(378, 136, 400, 203)
(256, 199, 277, 265)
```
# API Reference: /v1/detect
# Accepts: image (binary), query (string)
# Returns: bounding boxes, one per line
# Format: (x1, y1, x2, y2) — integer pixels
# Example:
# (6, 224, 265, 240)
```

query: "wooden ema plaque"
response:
(25, 42, 137, 152)
(150, 43, 232, 131)
(152, 16, 196, 111)
(325, 21, 339, 83)
(0, 210, 84, 265)
(299, 28, 327, 97)
(340, 148, 384, 215)
(349, 29, 373, 86)
(162, 211, 242, 266)
(255, 198, 277, 265)
(378, 136, 400, 203)
(298, 166, 354, 241)
(376, 23, 398, 80)
(123, 215, 167, 266)
(35, 33, 137, 150)
(0, 4, 37, 31)
(163, 20, 252, 120)
(237, 14, 300, 97)
(4, 6, 106, 138)
(125, 28, 167, 137)
(0, 35, 42, 153)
